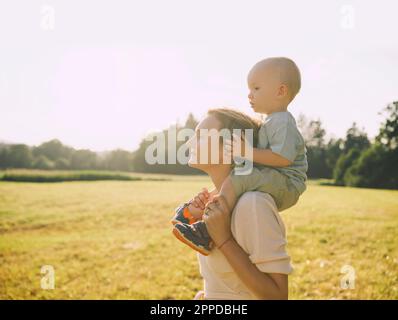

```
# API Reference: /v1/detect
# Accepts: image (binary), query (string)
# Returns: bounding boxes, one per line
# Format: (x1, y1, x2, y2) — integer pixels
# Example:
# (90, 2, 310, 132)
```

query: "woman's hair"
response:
(207, 107, 261, 147)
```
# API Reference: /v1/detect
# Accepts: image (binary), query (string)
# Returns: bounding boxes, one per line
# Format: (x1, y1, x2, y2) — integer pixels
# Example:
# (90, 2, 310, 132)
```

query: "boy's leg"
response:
(226, 166, 288, 211)
(274, 179, 301, 212)
(218, 175, 238, 215)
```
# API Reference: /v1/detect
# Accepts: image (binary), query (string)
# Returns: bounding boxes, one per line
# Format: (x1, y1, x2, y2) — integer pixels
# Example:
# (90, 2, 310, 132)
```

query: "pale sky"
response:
(0, 0, 397, 151)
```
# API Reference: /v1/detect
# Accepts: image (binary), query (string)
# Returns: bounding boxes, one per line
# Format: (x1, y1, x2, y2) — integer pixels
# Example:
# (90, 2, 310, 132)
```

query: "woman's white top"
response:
(197, 191, 293, 300)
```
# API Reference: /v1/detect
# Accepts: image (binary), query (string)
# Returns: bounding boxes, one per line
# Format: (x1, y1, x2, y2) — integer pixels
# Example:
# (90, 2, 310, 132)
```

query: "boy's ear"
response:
(277, 84, 288, 97)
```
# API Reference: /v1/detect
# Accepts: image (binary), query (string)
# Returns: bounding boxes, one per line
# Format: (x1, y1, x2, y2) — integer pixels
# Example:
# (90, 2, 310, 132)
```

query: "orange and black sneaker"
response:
(170, 202, 199, 225)
(172, 221, 213, 256)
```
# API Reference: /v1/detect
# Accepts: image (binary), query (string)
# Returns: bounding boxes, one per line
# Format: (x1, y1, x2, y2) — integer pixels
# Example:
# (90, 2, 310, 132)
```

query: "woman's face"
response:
(186, 115, 231, 172)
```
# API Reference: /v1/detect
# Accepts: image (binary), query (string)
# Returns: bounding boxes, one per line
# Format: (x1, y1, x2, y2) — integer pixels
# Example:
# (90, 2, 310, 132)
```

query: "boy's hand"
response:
(191, 188, 210, 210)
(224, 134, 252, 159)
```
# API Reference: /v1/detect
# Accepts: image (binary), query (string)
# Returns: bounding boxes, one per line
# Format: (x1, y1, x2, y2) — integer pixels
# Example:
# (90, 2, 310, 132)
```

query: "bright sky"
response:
(0, 0, 397, 151)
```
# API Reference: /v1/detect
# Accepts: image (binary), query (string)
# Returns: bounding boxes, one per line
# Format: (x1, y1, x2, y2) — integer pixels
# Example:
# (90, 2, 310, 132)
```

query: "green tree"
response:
(0, 147, 9, 168)
(32, 155, 54, 170)
(376, 101, 398, 150)
(70, 149, 98, 170)
(54, 158, 70, 170)
(344, 144, 398, 189)
(333, 123, 370, 185)
(297, 115, 326, 148)
(132, 114, 202, 175)
(105, 149, 134, 171)
(184, 113, 198, 130)
(343, 122, 370, 152)
(333, 148, 361, 186)
(33, 139, 74, 162)
(298, 116, 330, 178)
(325, 138, 343, 177)
(7, 144, 32, 168)
(343, 102, 398, 189)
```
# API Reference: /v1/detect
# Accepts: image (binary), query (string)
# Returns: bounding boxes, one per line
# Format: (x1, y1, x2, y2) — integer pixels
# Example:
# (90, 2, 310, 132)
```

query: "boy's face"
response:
(247, 63, 285, 115)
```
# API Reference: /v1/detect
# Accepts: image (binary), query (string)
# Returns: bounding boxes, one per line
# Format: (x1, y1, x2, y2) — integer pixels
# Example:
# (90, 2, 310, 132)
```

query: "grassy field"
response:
(0, 171, 397, 299)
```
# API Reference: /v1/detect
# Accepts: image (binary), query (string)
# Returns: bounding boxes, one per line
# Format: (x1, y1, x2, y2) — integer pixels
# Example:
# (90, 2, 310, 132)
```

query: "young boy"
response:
(171, 57, 308, 255)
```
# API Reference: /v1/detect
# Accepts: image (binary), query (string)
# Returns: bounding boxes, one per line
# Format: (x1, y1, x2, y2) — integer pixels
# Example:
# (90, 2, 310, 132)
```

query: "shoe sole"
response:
(170, 219, 180, 225)
(172, 227, 210, 256)
(170, 218, 198, 226)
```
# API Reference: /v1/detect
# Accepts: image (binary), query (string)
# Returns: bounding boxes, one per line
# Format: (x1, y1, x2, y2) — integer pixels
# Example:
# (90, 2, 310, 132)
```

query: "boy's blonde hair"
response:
(261, 57, 302, 101)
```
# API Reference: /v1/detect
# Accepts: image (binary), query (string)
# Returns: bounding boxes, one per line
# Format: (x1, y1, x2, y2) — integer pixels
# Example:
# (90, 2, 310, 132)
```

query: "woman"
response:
(178, 108, 293, 300)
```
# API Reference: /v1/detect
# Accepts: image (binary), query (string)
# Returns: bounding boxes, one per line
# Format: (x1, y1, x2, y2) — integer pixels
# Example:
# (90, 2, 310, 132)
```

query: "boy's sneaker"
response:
(172, 221, 213, 256)
(170, 202, 199, 225)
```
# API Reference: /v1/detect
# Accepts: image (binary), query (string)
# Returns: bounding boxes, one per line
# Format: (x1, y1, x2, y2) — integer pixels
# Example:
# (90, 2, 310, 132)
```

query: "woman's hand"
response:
(203, 195, 233, 247)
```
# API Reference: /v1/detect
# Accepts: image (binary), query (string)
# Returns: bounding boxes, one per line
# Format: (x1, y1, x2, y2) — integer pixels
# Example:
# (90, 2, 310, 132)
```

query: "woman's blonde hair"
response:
(207, 107, 261, 147)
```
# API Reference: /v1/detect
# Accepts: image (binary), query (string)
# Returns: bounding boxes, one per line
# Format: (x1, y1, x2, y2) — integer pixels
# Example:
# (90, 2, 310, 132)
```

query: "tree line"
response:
(1, 102, 397, 189)
(297, 101, 397, 189)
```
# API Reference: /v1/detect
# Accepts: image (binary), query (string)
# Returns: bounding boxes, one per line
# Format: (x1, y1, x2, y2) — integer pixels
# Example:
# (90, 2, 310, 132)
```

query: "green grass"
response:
(0, 169, 173, 183)
(0, 172, 397, 299)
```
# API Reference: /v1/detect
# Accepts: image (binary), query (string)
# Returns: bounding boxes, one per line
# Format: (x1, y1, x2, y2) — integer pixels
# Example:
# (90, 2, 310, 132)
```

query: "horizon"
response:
(0, 109, 383, 153)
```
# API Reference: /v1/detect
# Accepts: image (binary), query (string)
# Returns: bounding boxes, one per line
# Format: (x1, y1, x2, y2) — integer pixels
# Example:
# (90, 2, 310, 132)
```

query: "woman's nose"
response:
(248, 92, 253, 100)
